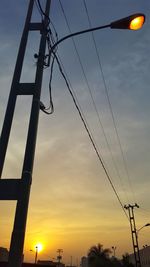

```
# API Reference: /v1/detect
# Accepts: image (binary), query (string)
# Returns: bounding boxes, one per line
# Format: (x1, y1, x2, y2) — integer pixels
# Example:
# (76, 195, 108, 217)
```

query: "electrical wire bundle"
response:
(35, 0, 130, 220)
(36, 0, 58, 114)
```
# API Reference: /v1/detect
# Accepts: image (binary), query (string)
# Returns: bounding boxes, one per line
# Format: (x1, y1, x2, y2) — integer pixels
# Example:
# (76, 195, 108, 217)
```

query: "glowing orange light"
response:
(129, 16, 145, 30)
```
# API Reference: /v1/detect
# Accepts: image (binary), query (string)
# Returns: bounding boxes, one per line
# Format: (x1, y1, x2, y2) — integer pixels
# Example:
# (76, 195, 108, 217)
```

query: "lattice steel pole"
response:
(124, 204, 141, 267)
(0, 1, 51, 267)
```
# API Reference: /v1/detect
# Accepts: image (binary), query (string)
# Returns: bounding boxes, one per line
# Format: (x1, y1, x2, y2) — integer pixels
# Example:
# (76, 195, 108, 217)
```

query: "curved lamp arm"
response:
(137, 223, 150, 235)
(50, 13, 145, 52)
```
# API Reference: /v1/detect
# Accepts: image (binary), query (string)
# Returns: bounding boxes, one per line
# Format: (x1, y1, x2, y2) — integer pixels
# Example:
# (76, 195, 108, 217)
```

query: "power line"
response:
(40, 55, 55, 114)
(53, 52, 129, 221)
(36, 0, 58, 39)
(35, 0, 58, 114)
(82, 0, 136, 203)
(136, 207, 150, 220)
(37, 0, 128, 219)
(58, 0, 129, 204)
(36, 0, 50, 26)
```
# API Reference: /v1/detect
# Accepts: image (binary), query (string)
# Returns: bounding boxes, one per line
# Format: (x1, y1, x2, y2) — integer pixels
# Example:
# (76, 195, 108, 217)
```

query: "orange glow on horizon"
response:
(129, 16, 145, 30)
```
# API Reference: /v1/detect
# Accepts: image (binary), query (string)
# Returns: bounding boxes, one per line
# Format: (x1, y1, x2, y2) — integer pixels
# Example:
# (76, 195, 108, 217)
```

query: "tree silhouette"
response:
(88, 243, 111, 267)
(111, 257, 122, 267)
(122, 253, 134, 267)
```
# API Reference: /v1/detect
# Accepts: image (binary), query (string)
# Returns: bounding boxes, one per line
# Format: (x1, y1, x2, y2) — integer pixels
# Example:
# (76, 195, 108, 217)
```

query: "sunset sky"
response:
(0, 0, 150, 264)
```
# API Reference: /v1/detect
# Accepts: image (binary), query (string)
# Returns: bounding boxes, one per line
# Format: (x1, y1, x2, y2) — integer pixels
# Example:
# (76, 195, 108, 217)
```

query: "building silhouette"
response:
(0, 247, 9, 262)
(129, 246, 150, 267)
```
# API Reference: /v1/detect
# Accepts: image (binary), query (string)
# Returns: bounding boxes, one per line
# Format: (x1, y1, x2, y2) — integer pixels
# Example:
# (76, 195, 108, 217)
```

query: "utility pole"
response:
(124, 204, 141, 267)
(57, 249, 63, 266)
(0, 1, 51, 267)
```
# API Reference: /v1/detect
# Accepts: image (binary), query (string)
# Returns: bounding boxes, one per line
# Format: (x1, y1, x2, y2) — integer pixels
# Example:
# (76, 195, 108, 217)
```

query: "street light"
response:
(50, 13, 145, 52)
(30, 247, 38, 264)
(31, 243, 43, 264)
(35, 246, 38, 264)
(110, 13, 145, 30)
(137, 223, 150, 235)
(112, 246, 117, 257)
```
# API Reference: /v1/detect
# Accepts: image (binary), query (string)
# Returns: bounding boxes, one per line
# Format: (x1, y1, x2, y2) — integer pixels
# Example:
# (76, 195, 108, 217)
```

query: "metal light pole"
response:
(112, 246, 117, 257)
(35, 246, 38, 264)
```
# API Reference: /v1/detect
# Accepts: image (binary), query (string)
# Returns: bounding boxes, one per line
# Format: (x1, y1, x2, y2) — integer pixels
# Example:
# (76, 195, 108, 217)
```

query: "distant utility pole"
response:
(0, 1, 51, 267)
(124, 204, 141, 267)
(112, 246, 117, 257)
(57, 249, 63, 265)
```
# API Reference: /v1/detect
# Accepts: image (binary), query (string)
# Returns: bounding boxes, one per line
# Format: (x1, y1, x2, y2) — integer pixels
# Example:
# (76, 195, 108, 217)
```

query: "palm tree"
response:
(88, 243, 111, 267)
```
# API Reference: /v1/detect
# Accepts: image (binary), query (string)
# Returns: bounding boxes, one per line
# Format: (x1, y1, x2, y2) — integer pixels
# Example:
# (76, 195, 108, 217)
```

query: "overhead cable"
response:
(82, 0, 136, 203)
(36, 0, 129, 220)
(35, 0, 57, 114)
(53, 52, 129, 221)
(58, 0, 130, 205)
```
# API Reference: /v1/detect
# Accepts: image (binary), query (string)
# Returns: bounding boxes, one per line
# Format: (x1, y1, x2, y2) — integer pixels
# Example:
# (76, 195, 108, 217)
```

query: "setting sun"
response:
(35, 243, 43, 253)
